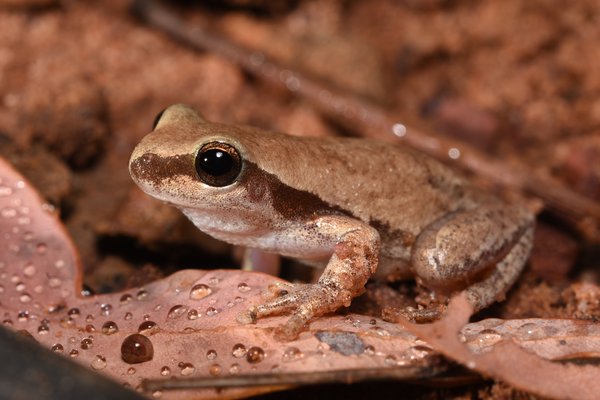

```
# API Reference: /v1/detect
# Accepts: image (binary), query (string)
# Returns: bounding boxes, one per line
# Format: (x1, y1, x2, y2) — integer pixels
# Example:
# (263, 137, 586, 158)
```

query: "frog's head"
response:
(129, 104, 311, 236)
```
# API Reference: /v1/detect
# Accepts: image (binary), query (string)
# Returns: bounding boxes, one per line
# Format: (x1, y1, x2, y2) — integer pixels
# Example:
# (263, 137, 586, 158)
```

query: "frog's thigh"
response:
(464, 225, 533, 310)
(411, 205, 533, 291)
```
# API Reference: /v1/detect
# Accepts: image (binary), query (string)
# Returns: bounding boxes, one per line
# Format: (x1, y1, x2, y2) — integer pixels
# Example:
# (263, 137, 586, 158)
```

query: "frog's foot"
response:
(237, 282, 355, 341)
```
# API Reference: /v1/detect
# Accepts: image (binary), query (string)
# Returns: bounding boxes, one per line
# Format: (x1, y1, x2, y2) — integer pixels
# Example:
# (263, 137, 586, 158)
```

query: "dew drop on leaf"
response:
(121, 333, 154, 364)
(189, 283, 212, 300)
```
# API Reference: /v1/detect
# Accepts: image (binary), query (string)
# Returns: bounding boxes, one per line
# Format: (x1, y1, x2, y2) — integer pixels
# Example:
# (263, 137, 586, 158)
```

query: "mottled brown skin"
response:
(129, 104, 534, 339)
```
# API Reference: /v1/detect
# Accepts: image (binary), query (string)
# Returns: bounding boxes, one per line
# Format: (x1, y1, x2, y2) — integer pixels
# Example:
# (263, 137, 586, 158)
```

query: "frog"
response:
(129, 104, 535, 340)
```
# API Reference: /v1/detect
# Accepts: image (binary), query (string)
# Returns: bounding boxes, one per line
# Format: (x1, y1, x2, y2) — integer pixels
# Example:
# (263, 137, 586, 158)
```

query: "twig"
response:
(132, 0, 600, 241)
(142, 365, 444, 392)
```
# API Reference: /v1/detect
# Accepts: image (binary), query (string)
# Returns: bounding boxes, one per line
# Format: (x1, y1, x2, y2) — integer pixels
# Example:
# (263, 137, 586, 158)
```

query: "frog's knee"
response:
(411, 247, 462, 288)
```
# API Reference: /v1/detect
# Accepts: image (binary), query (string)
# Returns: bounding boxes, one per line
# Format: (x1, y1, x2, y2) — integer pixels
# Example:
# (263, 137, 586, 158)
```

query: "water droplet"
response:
(55, 259, 65, 269)
(209, 364, 222, 376)
(167, 305, 188, 319)
(237, 282, 251, 293)
(138, 321, 158, 335)
(0, 284, 4, 293)
(246, 346, 265, 364)
(187, 309, 199, 320)
(136, 290, 148, 300)
(0, 187, 13, 197)
(232, 343, 247, 358)
(19, 293, 31, 303)
(402, 345, 433, 361)
(22, 231, 34, 241)
(60, 317, 75, 328)
(17, 311, 29, 322)
(189, 283, 212, 300)
(85, 314, 94, 322)
(121, 334, 154, 364)
(206, 349, 217, 360)
(178, 362, 195, 376)
(160, 366, 171, 376)
(282, 347, 303, 362)
(69, 349, 79, 358)
(153, 304, 162, 312)
(85, 324, 96, 333)
(384, 355, 397, 366)
(205, 307, 218, 316)
(36, 243, 47, 254)
(48, 277, 61, 288)
(515, 322, 545, 340)
(68, 337, 77, 344)
(100, 303, 113, 316)
(392, 123, 407, 137)
(234, 296, 244, 303)
(91, 355, 107, 370)
(68, 308, 80, 317)
(124, 312, 133, 320)
(369, 326, 390, 337)
(152, 390, 162, 398)
(466, 360, 476, 369)
(23, 263, 36, 277)
(229, 363, 240, 374)
(127, 367, 136, 375)
(81, 338, 94, 350)
(51, 343, 64, 352)
(363, 345, 375, 356)
(17, 216, 30, 225)
(15, 282, 26, 292)
(208, 277, 219, 285)
(1, 207, 16, 218)
(475, 328, 502, 346)
(3, 319, 12, 326)
(120, 294, 133, 304)
(102, 321, 119, 335)
(37, 324, 49, 335)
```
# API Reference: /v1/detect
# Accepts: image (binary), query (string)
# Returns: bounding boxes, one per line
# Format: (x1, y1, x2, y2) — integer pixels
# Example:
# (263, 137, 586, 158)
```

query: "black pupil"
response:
(198, 149, 233, 176)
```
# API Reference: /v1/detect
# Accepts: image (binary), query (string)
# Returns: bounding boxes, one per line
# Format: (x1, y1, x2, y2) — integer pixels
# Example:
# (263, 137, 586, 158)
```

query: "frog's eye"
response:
(152, 108, 166, 130)
(195, 142, 242, 187)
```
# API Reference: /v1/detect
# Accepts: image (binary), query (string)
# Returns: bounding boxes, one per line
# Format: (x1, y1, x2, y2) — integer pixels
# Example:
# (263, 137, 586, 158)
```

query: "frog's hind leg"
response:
(463, 224, 533, 310)
(410, 204, 534, 316)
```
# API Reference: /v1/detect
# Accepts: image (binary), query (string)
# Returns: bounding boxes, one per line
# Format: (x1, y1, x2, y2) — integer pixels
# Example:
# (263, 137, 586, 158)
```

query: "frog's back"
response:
(230, 124, 479, 236)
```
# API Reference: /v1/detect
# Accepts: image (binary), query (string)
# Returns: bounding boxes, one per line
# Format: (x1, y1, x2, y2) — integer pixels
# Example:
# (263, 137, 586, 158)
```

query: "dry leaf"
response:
(394, 294, 600, 400)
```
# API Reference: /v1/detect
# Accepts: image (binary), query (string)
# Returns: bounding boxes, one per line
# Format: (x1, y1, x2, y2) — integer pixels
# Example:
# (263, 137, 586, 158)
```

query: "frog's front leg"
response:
(237, 215, 380, 340)
(410, 204, 534, 318)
